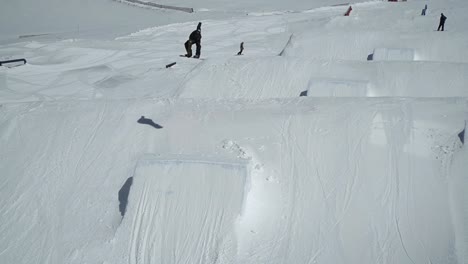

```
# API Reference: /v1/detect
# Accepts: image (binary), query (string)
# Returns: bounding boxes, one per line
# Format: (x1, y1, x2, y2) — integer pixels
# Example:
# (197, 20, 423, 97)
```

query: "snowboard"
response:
(180, 55, 204, 60)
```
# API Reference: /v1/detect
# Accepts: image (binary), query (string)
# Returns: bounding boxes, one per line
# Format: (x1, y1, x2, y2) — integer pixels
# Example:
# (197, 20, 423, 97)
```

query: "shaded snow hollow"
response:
(1, 0, 468, 264)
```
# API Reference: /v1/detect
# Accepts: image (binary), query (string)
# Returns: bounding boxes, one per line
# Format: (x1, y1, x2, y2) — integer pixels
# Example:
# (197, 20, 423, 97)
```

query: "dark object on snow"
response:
(299, 90, 308, 97)
(237, 42, 244, 55)
(184, 22, 202, 58)
(437, 13, 447, 31)
(421, 4, 427, 16)
(367, 53, 374, 61)
(166, 62, 176, 68)
(458, 129, 465, 144)
(0, 58, 27, 67)
(118, 177, 133, 217)
(344, 6, 352, 16)
(459, 122, 466, 144)
(137, 116, 163, 129)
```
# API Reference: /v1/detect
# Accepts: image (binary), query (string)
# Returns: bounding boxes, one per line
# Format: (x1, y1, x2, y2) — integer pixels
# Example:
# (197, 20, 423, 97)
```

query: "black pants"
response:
(184, 40, 201, 57)
(437, 23, 445, 31)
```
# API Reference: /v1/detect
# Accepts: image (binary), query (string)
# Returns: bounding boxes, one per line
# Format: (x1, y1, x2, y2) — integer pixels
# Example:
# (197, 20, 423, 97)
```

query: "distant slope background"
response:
(0, 0, 367, 44)
(1, 0, 467, 264)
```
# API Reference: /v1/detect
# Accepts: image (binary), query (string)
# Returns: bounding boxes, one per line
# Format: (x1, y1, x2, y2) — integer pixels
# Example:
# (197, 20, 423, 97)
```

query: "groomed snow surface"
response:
(1, 0, 468, 264)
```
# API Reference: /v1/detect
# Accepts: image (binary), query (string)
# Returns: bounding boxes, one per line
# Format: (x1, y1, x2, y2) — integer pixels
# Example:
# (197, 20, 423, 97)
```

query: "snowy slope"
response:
(1, 98, 466, 264)
(180, 57, 468, 98)
(112, 155, 248, 264)
(1, 0, 468, 264)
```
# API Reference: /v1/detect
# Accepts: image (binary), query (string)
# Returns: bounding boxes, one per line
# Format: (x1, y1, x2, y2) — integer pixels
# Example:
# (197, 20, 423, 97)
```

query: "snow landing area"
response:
(1, 0, 468, 264)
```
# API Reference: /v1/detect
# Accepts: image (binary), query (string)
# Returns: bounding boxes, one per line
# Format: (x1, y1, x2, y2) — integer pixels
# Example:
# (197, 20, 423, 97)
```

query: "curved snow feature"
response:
(233, 101, 464, 264)
(112, 156, 249, 264)
(282, 30, 468, 63)
(0, 99, 466, 264)
(179, 57, 468, 98)
(371, 48, 415, 61)
(305, 78, 369, 97)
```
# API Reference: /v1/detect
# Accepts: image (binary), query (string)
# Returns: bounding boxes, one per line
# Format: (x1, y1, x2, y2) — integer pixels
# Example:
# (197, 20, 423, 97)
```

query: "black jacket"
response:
(440, 14, 447, 23)
(189, 29, 201, 43)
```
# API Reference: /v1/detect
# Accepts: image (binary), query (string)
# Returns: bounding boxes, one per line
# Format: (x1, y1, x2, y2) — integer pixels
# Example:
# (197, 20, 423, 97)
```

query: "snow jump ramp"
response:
(301, 78, 369, 97)
(370, 48, 415, 61)
(112, 154, 250, 264)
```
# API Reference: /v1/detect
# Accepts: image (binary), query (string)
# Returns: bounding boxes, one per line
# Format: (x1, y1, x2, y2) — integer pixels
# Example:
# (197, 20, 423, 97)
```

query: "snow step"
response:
(113, 154, 249, 263)
(369, 48, 415, 61)
(304, 78, 369, 97)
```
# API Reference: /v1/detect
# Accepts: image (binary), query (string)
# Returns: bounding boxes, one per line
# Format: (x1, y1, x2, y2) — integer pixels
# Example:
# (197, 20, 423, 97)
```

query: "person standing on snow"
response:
(184, 22, 202, 58)
(421, 4, 427, 16)
(437, 13, 447, 31)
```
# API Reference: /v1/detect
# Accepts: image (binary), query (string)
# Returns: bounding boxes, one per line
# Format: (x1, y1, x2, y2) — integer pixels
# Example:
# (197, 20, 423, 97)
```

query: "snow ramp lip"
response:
(112, 153, 250, 264)
(137, 153, 251, 167)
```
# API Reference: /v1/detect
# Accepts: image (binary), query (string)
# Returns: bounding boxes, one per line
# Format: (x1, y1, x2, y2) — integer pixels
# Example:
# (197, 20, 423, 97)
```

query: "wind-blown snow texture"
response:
(1, 0, 467, 264)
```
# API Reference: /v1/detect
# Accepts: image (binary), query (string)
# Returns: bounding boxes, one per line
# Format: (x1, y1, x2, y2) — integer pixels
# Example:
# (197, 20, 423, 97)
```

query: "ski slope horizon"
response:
(0, 0, 368, 45)
(1, 0, 468, 264)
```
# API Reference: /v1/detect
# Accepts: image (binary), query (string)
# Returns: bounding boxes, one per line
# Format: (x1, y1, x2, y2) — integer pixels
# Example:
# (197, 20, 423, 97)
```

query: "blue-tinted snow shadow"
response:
(137, 116, 163, 129)
(118, 177, 133, 217)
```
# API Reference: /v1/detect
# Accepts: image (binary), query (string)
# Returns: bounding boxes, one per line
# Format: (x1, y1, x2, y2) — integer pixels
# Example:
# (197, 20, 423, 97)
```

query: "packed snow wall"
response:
(371, 48, 415, 61)
(111, 155, 249, 264)
(179, 57, 468, 99)
(0, 99, 466, 264)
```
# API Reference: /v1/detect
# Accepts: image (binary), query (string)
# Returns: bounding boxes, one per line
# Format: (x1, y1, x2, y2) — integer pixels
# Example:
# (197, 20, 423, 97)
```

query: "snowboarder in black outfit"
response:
(437, 13, 447, 31)
(237, 42, 244, 55)
(184, 22, 202, 58)
(421, 4, 427, 16)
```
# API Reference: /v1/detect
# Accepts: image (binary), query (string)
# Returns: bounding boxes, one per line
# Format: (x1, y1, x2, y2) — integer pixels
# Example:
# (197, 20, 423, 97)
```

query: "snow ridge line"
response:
(113, 0, 193, 13)
(137, 157, 250, 168)
(279, 34, 294, 56)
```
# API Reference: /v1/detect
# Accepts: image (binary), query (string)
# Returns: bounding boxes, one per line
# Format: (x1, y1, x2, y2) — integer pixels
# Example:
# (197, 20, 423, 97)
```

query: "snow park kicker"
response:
(1, 98, 466, 264)
(111, 155, 249, 264)
(180, 57, 468, 98)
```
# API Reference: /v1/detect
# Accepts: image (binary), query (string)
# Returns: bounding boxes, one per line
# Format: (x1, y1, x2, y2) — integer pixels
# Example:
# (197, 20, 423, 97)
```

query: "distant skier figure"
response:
(344, 6, 352, 16)
(421, 4, 427, 16)
(237, 42, 244, 55)
(184, 22, 202, 58)
(437, 13, 447, 31)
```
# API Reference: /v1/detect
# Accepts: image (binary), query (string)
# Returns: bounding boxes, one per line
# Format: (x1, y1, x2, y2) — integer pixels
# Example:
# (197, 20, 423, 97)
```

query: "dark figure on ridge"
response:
(421, 4, 427, 16)
(184, 22, 202, 58)
(237, 42, 244, 55)
(437, 13, 447, 31)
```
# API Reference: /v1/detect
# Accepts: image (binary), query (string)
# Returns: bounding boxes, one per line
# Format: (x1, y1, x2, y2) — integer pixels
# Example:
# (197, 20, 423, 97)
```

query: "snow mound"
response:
(111, 154, 249, 264)
(303, 78, 369, 97)
(371, 48, 415, 61)
(179, 57, 468, 99)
